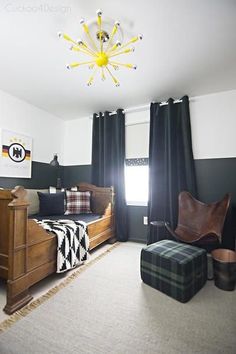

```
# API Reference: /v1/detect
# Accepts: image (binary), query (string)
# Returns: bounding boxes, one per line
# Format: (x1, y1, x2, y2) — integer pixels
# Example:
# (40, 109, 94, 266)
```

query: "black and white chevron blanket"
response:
(35, 219, 89, 273)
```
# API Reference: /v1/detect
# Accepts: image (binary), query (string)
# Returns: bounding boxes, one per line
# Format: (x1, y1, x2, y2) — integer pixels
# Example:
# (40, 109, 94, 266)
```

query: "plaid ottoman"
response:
(140, 240, 207, 302)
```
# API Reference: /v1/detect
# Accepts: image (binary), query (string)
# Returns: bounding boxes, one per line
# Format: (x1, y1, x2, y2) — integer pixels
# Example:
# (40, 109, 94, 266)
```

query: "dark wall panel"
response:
(195, 158, 236, 204)
(127, 206, 148, 243)
(0, 163, 92, 190)
(195, 157, 236, 250)
(63, 165, 92, 188)
(0, 161, 61, 189)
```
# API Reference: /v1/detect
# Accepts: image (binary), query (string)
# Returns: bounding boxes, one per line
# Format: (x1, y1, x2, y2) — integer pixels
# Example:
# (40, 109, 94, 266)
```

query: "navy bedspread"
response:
(29, 213, 102, 223)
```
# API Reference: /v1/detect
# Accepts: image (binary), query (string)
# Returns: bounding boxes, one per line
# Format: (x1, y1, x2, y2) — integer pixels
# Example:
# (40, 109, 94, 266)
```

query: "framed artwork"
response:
(0, 129, 32, 178)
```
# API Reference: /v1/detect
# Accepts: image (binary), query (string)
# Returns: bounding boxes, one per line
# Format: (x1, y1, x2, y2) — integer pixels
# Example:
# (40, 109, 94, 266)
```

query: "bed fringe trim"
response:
(0, 242, 120, 333)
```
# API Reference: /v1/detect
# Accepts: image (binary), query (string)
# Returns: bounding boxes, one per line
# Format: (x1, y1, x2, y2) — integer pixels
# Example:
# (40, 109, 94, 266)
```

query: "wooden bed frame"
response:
(0, 183, 115, 315)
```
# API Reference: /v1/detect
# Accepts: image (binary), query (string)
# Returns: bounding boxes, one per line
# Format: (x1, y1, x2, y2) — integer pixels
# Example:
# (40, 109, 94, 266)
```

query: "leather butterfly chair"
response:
(164, 192, 231, 252)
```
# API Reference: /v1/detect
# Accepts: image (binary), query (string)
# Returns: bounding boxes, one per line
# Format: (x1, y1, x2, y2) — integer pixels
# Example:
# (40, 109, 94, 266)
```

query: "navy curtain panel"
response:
(148, 96, 197, 244)
(91, 109, 128, 241)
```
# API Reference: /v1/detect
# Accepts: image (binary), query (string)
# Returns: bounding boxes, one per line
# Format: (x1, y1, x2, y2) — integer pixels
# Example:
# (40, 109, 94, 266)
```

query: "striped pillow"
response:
(65, 190, 91, 215)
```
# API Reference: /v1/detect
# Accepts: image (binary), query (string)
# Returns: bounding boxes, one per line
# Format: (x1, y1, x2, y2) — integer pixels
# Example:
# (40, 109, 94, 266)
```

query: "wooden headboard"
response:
(78, 182, 114, 216)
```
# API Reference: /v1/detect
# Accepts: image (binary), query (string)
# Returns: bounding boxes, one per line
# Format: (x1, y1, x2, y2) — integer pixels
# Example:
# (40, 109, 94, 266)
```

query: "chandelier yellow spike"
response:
(70, 45, 95, 57)
(101, 67, 106, 81)
(109, 61, 137, 70)
(76, 39, 97, 56)
(105, 21, 120, 52)
(87, 67, 99, 86)
(58, 9, 142, 86)
(109, 47, 135, 58)
(105, 66, 120, 87)
(107, 35, 143, 55)
(66, 60, 96, 70)
(58, 32, 77, 45)
(80, 18, 99, 52)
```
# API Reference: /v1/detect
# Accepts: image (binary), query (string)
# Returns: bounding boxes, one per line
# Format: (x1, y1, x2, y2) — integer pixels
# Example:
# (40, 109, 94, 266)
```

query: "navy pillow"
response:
(37, 192, 65, 216)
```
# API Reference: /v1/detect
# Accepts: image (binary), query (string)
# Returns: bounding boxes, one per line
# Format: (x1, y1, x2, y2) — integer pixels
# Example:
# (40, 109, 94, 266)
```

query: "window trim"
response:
(126, 201, 148, 207)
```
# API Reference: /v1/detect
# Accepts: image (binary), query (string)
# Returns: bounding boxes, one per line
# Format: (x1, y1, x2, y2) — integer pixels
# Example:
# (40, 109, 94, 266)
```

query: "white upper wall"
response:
(0, 89, 64, 164)
(63, 89, 236, 165)
(190, 90, 236, 159)
(63, 116, 93, 166)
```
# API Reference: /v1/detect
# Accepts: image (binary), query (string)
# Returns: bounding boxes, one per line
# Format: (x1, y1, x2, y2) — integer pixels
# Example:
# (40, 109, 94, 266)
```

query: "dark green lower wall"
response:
(62, 165, 92, 187)
(1, 158, 235, 248)
(0, 163, 91, 189)
(127, 206, 148, 243)
(195, 158, 236, 203)
(0, 161, 63, 189)
(195, 158, 236, 250)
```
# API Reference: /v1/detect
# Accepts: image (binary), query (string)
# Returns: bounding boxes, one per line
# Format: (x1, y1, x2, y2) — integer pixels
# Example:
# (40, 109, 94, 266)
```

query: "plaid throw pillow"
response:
(65, 191, 92, 215)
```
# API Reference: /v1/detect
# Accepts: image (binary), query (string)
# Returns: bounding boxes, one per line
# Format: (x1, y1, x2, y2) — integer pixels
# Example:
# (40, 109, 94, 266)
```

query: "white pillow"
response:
(49, 186, 65, 194)
(26, 189, 48, 215)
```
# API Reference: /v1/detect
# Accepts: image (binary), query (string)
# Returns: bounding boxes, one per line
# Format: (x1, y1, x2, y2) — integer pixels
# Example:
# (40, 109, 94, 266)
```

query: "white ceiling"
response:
(0, 0, 236, 120)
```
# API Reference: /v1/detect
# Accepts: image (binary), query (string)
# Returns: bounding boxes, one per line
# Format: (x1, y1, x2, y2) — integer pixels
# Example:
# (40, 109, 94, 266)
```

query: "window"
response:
(125, 158, 149, 206)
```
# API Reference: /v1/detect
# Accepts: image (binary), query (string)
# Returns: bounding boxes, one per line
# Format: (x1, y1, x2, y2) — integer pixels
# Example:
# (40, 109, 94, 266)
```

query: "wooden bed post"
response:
(4, 186, 33, 315)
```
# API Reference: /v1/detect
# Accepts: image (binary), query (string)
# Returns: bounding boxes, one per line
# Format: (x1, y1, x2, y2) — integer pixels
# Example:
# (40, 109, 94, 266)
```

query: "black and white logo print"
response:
(8, 143, 26, 163)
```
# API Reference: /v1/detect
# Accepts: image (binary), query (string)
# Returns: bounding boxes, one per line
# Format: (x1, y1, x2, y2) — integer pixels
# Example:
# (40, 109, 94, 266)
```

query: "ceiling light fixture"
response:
(58, 9, 142, 86)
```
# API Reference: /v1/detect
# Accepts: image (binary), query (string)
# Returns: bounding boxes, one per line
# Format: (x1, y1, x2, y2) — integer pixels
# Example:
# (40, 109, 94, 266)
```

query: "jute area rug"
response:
(0, 242, 235, 354)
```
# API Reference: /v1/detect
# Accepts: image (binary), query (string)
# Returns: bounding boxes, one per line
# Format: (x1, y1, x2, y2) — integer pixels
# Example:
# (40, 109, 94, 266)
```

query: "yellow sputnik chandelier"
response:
(58, 9, 142, 86)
